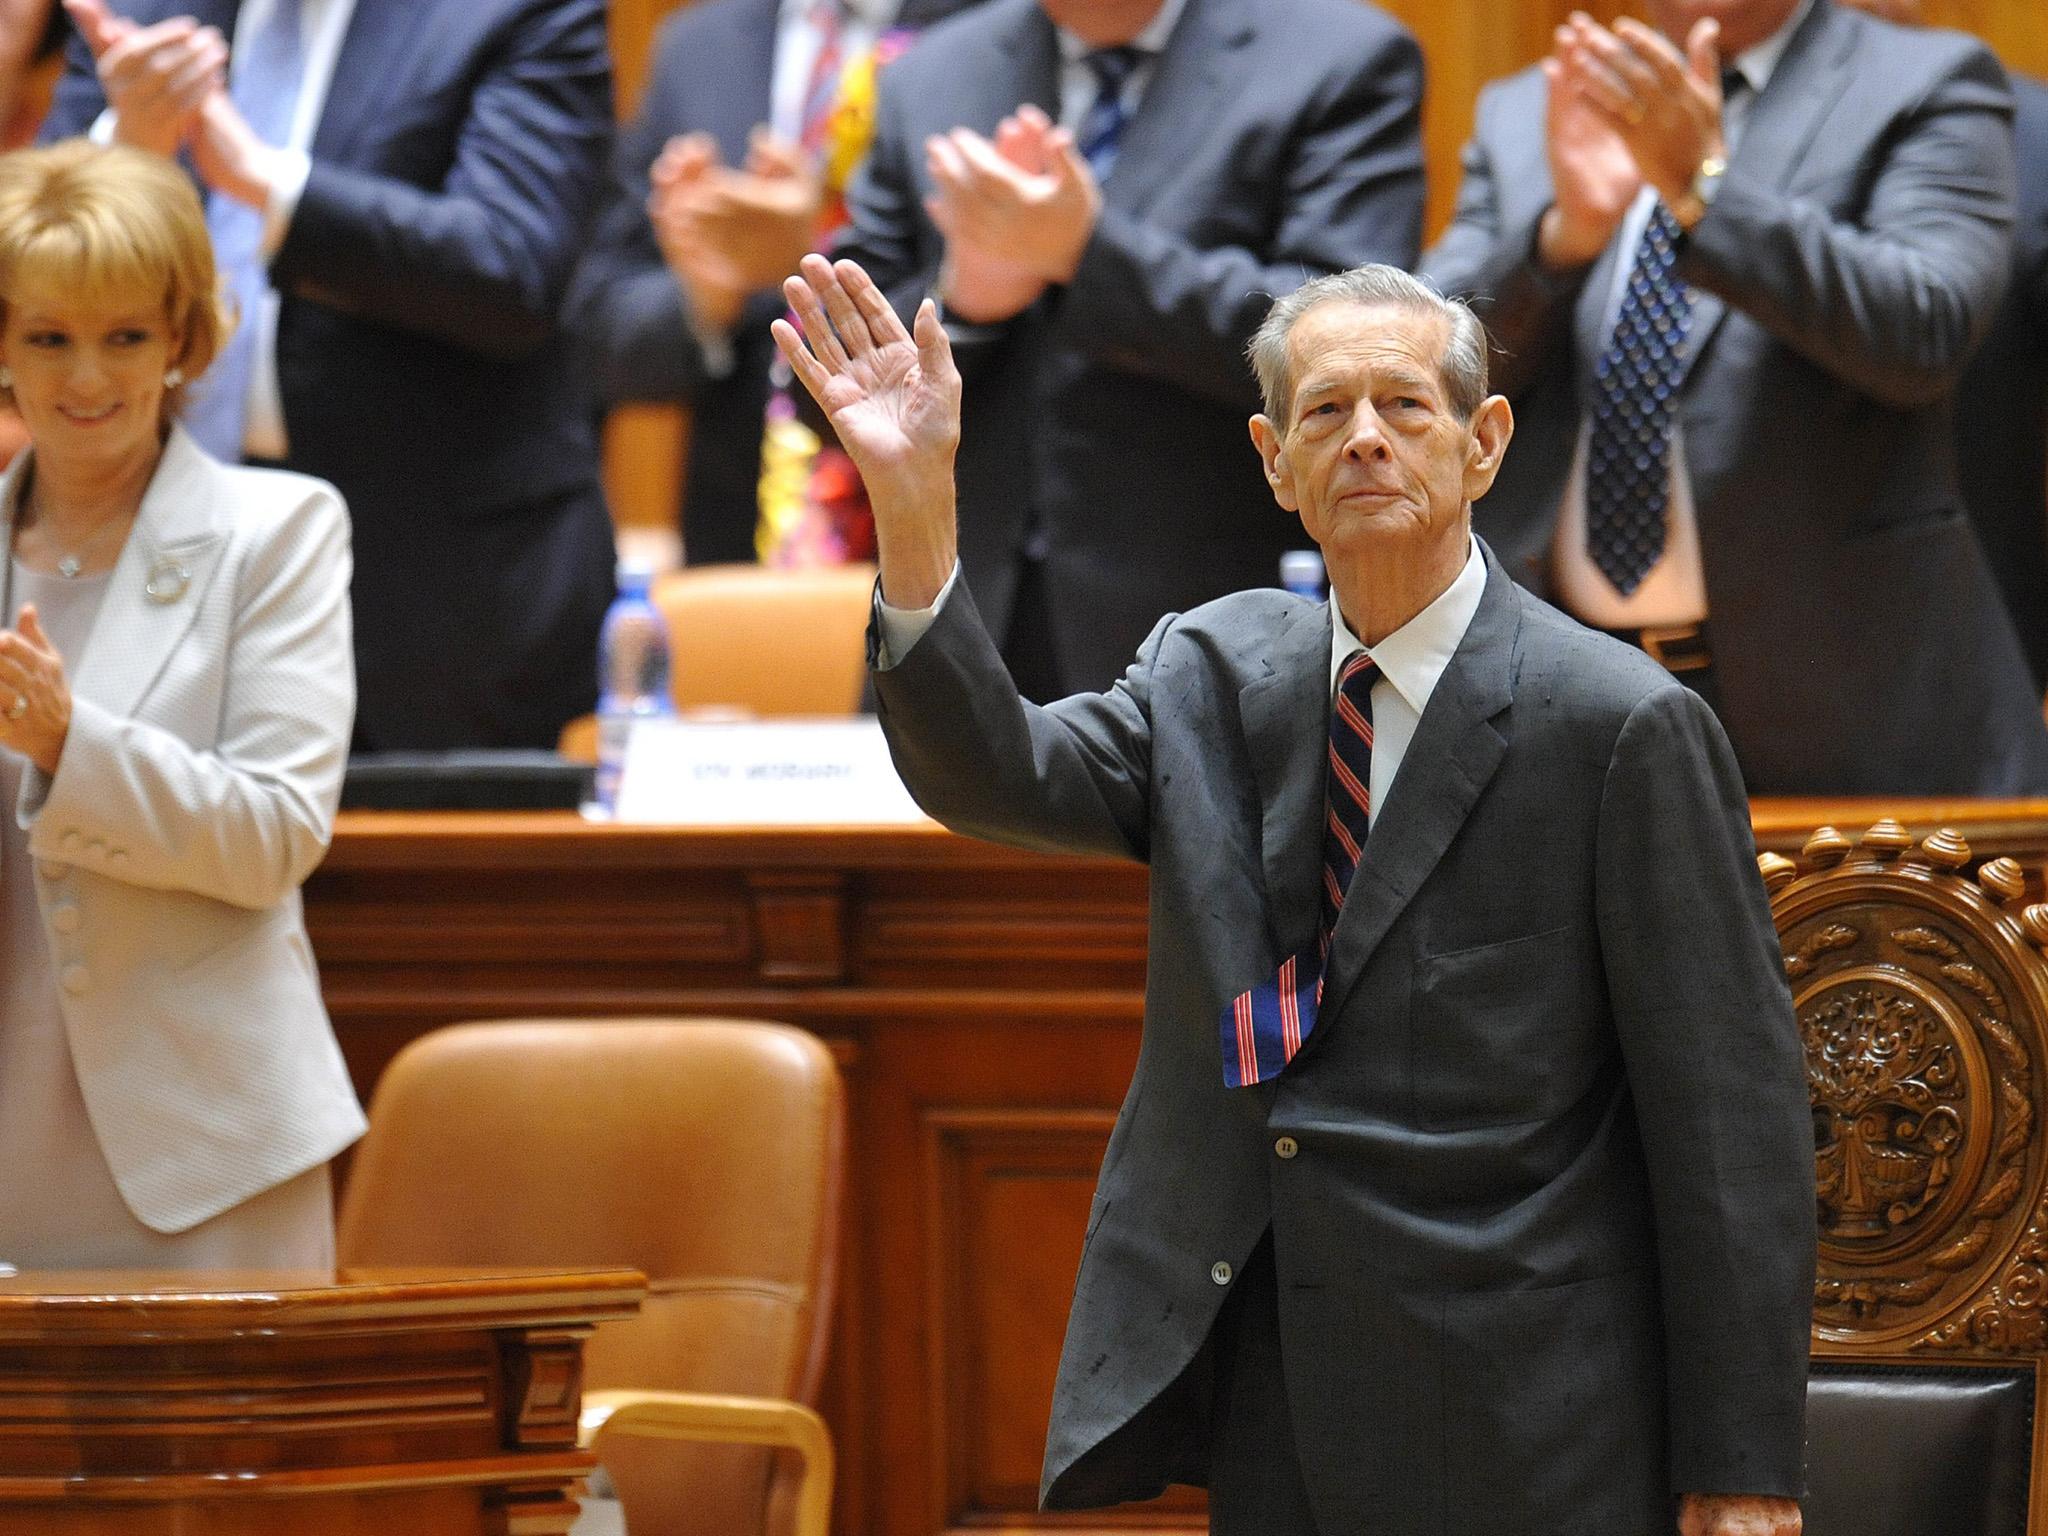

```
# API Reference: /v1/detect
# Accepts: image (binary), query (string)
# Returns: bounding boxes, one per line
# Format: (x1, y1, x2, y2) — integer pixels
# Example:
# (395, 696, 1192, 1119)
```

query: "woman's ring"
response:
(4, 695, 25, 721)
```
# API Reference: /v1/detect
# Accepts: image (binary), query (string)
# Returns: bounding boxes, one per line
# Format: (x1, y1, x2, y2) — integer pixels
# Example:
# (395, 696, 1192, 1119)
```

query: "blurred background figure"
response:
(0, 142, 362, 1268)
(1838, 0, 2048, 697)
(568, 0, 987, 573)
(44, 0, 617, 752)
(1424, 0, 2048, 793)
(835, 0, 1426, 700)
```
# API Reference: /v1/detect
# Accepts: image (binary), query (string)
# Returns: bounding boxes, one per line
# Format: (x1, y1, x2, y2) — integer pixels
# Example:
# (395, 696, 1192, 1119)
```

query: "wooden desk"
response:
(308, 800, 2048, 1536)
(0, 1266, 644, 1534)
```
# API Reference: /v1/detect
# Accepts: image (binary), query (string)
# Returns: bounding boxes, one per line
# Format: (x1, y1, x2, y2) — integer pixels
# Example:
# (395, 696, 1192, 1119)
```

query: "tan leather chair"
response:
(336, 1019, 845, 1536)
(658, 562, 876, 717)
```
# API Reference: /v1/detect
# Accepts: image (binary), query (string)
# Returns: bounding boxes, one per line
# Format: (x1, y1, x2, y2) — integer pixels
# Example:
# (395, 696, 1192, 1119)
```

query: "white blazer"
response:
(2, 426, 366, 1234)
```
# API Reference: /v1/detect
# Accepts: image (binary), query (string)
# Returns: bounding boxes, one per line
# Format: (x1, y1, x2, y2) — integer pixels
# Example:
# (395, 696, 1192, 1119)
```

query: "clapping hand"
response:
(1537, 32, 1643, 268)
(0, 605, 72, 778)
(924, 104, 1098, 322)
(771, 255, 960, 607)
(63, 0, 224, 158)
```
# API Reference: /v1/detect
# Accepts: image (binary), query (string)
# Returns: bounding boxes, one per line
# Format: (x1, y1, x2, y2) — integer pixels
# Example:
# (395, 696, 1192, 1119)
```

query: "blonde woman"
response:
(0, 140, 362, 1268)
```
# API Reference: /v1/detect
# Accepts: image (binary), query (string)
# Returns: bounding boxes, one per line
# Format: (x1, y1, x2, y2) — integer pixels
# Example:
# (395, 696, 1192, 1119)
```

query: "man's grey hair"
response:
(1248, 265, 1490, 426)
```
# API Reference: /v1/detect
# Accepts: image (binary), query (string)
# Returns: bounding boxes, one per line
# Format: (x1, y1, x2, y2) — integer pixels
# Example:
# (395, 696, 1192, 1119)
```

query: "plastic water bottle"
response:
(1280, 549, 1327, 600)
(594, 562, 674, 815)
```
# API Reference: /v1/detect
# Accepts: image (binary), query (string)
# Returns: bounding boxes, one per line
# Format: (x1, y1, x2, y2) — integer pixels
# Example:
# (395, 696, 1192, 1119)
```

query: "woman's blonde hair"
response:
(0, 139, 228, 418)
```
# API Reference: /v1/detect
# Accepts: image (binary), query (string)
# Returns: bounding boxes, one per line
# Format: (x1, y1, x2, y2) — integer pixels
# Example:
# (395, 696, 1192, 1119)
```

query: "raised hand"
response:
(770, 255, 960, 607)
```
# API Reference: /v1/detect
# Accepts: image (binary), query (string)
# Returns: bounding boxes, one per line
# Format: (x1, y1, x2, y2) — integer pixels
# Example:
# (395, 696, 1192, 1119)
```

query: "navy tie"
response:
(1584, 201, 1694, 595)
(188, 0, 307, 459)
(1076, 46, 1143, 181)
(1220, 653, 1377, 1088)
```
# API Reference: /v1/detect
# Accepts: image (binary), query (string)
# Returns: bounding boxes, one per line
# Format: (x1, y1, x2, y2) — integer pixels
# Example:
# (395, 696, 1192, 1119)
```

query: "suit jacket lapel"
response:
(1315, 549, 1519, 1031)
(1238, 599, 1334, 959)
(1102, 0, 1253, 216)
(1676, 0, 1847, 381)
(69, 429, 232, 721)
(311, 0, 436, 164)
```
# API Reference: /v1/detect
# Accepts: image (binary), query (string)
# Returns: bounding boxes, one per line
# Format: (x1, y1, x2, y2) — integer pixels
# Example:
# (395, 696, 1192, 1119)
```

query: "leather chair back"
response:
(1764, 821, 2048, 1534)
(655, 563, 876, 716)
(337, 1019, 845, 1536)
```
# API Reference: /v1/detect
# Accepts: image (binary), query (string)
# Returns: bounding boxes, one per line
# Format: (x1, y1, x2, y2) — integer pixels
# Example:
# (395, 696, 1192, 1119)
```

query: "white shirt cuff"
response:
(262, 146, 313, 257)
(87, 107, 115, 145)
(873, 560, 960, 669)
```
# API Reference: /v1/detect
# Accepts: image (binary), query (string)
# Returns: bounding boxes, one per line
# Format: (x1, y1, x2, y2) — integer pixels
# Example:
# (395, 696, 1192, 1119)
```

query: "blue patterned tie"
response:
(1076, 46, 1142, 182)
(1584, 202, 1695, 595)
(186, 0, 307, 459)
(1220, 654, 1377, 1088)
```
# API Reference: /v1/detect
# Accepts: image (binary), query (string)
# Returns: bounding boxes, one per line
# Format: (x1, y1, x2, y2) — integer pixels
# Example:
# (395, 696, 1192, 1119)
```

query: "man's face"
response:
(1643, 0, 1803, 56)
(1037, 0, 1168, 47)
(1249, 302, 1510, 575)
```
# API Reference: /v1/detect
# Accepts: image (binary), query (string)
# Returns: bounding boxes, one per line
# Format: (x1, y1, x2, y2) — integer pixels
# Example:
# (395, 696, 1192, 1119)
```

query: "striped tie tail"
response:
(1219, 940, 1324, 1089)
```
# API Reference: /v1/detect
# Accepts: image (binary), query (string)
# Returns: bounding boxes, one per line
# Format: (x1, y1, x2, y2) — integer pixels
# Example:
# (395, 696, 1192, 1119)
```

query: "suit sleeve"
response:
(1595, 684, 1815, 1499)
(1050, 26, 1425, 410)
(22, 488, 356, 913)
(1419, 80, 1587, 402)
(1677, 42, 2016, 409)
(563, 17, 765, 404)
(269, 0, 614, 357)
(870, 572, 1155, 862)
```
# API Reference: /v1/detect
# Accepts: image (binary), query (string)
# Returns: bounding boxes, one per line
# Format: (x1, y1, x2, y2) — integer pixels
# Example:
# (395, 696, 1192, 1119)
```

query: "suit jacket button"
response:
(1210, 1261, 1233, 1286)
(1275, 1136, 1299, 1159)
(50, 903, 81, 935)
(60, 964, 89, 996)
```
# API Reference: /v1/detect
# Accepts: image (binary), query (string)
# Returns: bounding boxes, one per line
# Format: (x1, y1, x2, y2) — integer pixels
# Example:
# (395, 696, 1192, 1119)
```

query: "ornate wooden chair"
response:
(1763, 819, 2048, 1535)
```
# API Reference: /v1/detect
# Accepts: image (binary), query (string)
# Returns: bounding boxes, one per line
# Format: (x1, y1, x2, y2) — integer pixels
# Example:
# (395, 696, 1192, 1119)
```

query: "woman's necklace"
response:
(19, 484, 132, 580)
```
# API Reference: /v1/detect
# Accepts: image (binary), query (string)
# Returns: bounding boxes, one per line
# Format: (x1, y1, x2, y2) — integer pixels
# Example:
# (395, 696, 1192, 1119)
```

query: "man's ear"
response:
(1249, 414, 1299, 513)
(1462, 395, 1514, 505)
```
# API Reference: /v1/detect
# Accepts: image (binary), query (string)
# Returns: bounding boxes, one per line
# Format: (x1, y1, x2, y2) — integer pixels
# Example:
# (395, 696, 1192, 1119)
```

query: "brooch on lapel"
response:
(144, 558, 191, 605)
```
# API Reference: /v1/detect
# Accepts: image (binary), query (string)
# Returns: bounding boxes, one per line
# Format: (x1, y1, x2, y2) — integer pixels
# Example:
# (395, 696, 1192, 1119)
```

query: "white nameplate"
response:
(613, 717, 933, 826)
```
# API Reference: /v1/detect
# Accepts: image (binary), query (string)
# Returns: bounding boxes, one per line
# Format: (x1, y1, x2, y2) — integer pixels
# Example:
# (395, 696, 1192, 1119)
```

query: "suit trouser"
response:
(1056, 1227, 1322, 1534)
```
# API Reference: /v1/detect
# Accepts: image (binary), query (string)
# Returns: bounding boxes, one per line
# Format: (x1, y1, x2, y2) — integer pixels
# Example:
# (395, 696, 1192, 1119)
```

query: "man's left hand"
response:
(191, 89, 284, 210)
(666, 129, 825, 295)
(1558, 12, 1727, 219)
(1680, 1492, 1802, 1536)
(923, 112, 1099, 285)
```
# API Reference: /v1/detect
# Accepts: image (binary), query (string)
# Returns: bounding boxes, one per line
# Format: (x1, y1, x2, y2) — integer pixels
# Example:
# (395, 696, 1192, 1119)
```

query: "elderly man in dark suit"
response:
(770, 250, 1814, 1534)
(833, 0, 1424, 700)
(1422, 0, 2048, 794)
(46, 0, 617, 751)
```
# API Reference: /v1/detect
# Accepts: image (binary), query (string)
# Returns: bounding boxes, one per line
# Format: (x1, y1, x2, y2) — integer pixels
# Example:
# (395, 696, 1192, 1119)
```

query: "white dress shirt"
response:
(1549, 0, 1814, 628)
(875, 536, 1485, 831)
(770, 0, 901, 143)
(1052, 0, 1189, 133)
(95, 0, 356, 460)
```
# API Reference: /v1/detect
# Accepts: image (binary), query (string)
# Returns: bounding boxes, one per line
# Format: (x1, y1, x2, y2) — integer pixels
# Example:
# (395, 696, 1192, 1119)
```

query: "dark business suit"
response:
(839, 0, 1424, 695)
(1956, 71, 2048, 692)
(565, 0, 980, 568)
(1422, 1, 2048, 795)
(45, 0, 618, 750)
(873, 545, 1816, 1533)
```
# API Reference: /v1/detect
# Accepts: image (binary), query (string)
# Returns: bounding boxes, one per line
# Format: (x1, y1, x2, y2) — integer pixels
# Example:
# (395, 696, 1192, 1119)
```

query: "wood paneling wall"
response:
(596, 0, 2048, 533)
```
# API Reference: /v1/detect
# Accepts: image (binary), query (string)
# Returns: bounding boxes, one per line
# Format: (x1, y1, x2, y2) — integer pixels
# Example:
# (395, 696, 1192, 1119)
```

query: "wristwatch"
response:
(1671, 153, 1728, 231)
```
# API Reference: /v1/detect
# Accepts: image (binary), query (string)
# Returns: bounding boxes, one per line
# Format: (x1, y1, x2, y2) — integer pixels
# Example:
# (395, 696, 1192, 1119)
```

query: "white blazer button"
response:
(50, 904, 80, 935)
(109, 849, 129, 865)
(85, 839, 107, 861)
(60, 964, 89, 996)
(59, 831, 81, 854)
(1210, 1261, 1233, 1286)
(1275, 1136, 1299, 1159)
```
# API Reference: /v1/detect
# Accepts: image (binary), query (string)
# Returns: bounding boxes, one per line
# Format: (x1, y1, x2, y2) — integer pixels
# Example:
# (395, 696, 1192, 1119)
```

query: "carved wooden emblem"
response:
(1765, 822, 2048, 1353)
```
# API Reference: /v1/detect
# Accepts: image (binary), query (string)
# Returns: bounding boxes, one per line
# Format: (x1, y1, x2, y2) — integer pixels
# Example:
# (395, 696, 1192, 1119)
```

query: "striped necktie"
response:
(1220, 653, 1377, 1088)
(186, 0, 307, 460)
(1076, 45, 1142, 181)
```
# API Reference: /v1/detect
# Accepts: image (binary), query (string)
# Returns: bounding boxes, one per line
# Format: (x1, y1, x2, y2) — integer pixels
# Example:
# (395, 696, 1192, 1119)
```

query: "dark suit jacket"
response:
(44, 0, 619, 750)
(564, 0, 978, 568)
(1422, 1, 2048, 795)
(872, 545, 1816, 1532)
(838, 0, 1424, 694)
(1956, 71, 2048, 692)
